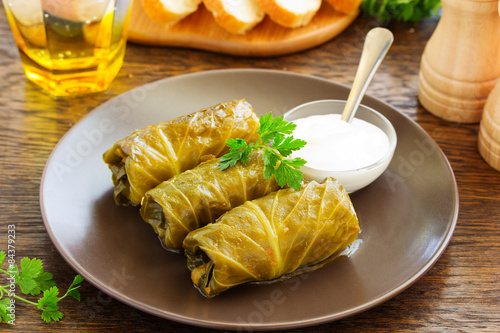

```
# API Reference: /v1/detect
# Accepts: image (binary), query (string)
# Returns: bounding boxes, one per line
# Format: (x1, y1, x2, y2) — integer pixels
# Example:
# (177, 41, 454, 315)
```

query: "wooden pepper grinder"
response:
(418, 0, 500, 123)
(478, 80, 500, 171)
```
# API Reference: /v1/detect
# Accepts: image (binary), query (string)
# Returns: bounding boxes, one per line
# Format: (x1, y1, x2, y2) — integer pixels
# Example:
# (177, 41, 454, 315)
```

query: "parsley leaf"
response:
(0, 252, 83, 324)
(33, 272, 57, 296)
(276, 158, 307, 190)
(36, 275, 84, 323)
(18, 258, 43, 295)
(218, 139, 254, 170)
(65, 275, 84, 301)
(0, 298, 12, 323)
(361, 0, 441, 22)
(218, 113, 307, 190)
(258, 113, 296, 145)
(14, 258, 57, 296)
(272, 134, 306, 157)
(38, 287, 63, 323)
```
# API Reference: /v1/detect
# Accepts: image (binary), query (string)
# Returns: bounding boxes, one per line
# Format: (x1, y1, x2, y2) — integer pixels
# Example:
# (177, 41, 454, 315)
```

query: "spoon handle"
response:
(341, 28, 394, 123)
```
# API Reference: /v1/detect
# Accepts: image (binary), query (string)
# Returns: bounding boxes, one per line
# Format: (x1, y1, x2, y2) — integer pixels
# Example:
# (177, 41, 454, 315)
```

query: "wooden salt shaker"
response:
(478, 80, 500, 171)
(418, 0, 500, 123)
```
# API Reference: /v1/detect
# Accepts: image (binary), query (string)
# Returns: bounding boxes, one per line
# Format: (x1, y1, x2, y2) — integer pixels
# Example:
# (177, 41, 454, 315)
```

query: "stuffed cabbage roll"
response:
(183, 177, 360, 298)
(103, 99, 260, 205)
(140, 150, 281, 251)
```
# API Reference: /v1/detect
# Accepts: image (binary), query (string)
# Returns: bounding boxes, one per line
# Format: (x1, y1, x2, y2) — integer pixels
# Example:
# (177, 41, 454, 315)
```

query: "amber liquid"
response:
(4, 0, 132, 97)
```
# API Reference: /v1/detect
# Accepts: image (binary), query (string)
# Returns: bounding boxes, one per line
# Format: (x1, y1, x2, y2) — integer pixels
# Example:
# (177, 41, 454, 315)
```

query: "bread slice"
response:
(36, 0, 108, 23)
(324, 0, 362, 14)
(255, 0, 321, 28)
(203, 0, 265, 34)
(141, 0, 202, 25)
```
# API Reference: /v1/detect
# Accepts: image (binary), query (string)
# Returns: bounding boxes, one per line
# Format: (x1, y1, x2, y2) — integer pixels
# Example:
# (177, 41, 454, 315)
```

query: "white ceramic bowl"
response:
(283, 99, 397, 193)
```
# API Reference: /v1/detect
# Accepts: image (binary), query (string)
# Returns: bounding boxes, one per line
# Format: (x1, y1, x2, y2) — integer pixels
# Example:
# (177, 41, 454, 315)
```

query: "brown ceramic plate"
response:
(40, 69, 458, 330)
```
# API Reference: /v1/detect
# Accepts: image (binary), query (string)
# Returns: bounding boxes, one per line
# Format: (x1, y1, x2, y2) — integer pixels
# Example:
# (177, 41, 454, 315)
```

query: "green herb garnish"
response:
(362, 0, 441, 22)
(0, 251, 83, 324)
(219, 113, 307, 190)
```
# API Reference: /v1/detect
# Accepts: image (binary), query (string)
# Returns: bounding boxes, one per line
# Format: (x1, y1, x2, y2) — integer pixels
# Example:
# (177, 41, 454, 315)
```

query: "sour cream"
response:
(291, 114, 390, 171)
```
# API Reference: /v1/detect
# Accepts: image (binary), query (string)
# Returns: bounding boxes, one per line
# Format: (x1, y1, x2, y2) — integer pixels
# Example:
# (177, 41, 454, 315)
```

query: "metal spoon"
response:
(341, 27, 394, 123)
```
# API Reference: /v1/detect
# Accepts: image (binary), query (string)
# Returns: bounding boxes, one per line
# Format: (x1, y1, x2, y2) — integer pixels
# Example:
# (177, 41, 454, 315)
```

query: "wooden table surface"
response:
(1, 6, 499, 333)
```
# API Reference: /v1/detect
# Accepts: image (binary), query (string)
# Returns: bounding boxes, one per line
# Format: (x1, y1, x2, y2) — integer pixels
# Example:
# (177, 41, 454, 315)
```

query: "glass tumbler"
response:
(3, 0, 133, 97)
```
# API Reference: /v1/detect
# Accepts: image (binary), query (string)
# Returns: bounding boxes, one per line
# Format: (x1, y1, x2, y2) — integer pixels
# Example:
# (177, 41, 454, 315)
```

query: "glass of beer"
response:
(3, 0, 133, 97)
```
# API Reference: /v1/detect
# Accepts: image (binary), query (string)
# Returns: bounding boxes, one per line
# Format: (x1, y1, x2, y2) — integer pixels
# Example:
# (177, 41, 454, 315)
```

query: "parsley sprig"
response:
(0, 251, 83, 324)
(362, 0, 441, 22)
(219, 113, 307, 190)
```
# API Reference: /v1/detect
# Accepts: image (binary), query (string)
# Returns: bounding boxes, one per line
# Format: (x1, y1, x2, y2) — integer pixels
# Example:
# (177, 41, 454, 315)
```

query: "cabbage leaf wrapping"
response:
(140, 150, 281, 251)
(103, 99, 260, 205)
(183, 177, 360, 298)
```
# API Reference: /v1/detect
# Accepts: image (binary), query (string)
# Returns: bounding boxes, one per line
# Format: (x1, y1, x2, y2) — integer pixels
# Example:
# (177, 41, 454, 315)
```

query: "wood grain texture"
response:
(128, 1, 360, 56)
(1, 5, 499, 333)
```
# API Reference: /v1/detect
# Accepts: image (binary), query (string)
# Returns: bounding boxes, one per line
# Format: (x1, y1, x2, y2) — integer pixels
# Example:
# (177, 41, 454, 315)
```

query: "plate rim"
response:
(39, 68, 459, 330)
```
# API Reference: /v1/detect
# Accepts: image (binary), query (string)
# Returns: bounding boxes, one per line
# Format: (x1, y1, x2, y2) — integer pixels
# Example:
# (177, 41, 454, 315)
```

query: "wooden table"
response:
(1, 6, 499, 332)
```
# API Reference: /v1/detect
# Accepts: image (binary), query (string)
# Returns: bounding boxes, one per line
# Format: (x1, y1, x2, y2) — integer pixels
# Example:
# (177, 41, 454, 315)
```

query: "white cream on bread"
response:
(203, 0, 265, 35)
(256, 0, 322, 28)
(140, 0, 361, 34)
(141, 0, 202, 25)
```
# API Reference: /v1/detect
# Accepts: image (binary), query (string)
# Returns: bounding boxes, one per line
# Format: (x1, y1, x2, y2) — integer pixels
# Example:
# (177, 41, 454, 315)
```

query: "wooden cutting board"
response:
(127, 1, 360, 57)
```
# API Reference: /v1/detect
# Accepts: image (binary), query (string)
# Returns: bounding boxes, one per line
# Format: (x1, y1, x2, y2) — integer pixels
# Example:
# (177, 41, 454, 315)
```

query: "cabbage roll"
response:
(183, 177, 360, 298)
(103, 99, 260, 205)
(140, 150, 281, 251)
